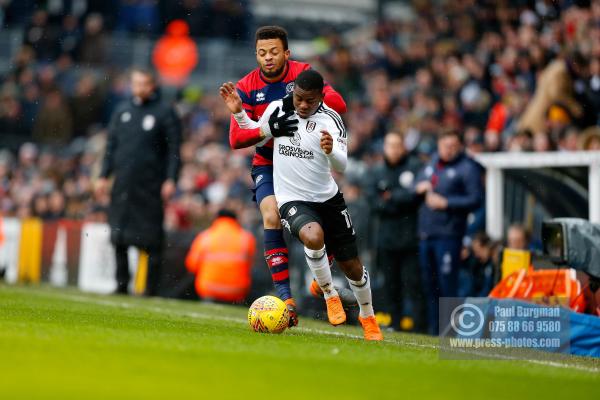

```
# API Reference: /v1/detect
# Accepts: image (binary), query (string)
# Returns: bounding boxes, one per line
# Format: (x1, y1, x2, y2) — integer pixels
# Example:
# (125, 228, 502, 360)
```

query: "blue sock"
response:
(264, 229, 292, 301)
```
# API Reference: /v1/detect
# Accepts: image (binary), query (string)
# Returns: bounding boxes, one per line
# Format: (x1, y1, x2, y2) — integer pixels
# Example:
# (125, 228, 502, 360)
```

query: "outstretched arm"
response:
(219, 82, 264, 149)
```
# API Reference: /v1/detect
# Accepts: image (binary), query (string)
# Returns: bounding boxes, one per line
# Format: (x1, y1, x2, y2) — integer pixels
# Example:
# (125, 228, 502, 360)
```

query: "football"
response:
(247, 295, 290, 333)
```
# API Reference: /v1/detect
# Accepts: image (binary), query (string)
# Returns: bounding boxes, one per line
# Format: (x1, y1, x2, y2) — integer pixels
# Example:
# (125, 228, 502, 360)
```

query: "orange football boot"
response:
(310, 279, 358, 308)
(310, 279, 323, 297)
(359, 315, 384, 341)
(285, 298, 299, 327)
(325, 295, 346, 326)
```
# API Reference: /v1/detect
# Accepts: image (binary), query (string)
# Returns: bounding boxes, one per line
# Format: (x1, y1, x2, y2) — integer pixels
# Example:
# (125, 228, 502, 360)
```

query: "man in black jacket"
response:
(366, 131, 424, 331)
(96, 67, 182, 296)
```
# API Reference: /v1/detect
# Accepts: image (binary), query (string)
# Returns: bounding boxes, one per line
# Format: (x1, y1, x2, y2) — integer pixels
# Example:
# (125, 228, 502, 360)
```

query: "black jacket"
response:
(100, 93, 182, 248)
(366, 154, 423, 250)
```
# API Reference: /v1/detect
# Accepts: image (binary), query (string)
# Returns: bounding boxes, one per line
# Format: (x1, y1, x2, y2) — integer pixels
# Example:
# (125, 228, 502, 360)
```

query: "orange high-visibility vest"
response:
(185, 217, 256, 302)
(152, 20, 198, 87)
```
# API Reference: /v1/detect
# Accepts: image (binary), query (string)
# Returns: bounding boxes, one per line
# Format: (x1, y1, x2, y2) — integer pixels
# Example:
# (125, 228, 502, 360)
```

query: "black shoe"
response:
(113, 285, 128, 295)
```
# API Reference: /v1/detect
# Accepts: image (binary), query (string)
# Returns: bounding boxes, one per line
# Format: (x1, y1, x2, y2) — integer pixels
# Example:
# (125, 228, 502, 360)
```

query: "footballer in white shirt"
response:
(221, 70, 383, 341)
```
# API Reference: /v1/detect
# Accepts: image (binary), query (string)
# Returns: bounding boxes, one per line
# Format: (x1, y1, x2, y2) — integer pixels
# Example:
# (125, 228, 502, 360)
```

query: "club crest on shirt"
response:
(256, 92, 265, 102)
(121, 112, 131, 123)
(290, 131, 301, 146)
(286, 82, 294, 94)
(306, 121, 316, 133)
(142, 115, 155, 131)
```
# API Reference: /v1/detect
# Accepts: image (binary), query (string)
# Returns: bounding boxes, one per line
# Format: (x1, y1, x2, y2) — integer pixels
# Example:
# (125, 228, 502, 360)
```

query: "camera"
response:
(542, 218, 600, 291)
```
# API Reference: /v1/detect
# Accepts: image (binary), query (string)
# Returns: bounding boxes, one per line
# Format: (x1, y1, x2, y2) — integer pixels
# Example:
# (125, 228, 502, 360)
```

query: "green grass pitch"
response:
(0, 284, 598, 399)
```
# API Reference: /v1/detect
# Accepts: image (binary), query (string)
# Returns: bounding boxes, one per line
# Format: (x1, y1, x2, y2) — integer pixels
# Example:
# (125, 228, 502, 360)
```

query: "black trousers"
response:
(115, 244, 163, 296)
(376, 247, 426, 332)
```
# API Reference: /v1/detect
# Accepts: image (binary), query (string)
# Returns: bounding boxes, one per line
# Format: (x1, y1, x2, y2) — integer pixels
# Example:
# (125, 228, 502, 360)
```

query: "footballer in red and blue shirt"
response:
(225, 26, 346, 326)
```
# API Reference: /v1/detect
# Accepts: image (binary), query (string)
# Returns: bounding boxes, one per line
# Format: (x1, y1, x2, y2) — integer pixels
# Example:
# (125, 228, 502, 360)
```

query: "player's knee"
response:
(300, 223, 324, 249)
(260, 196, 280, 229)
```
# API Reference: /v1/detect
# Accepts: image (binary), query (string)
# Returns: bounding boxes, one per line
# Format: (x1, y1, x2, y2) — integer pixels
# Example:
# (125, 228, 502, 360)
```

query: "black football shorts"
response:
(279, 192, 358, 262)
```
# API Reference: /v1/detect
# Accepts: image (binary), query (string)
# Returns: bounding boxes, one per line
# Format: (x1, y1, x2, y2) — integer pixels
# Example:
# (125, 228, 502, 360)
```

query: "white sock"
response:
(347, 266, 375, 318)
(304, 246, 338, 299)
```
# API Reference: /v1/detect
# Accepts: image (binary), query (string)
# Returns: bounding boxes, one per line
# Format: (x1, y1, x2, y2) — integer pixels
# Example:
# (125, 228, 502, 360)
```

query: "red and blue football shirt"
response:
(229, 60, 347, 167)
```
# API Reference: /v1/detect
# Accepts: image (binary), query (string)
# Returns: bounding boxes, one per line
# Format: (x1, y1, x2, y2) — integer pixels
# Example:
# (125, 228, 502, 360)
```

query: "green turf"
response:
(0, 284, 598, 399)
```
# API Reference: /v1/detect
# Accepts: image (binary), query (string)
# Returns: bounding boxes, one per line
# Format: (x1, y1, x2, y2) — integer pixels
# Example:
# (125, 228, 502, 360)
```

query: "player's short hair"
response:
(295, 70, 324, 93)
(255, 26, 288, 50)
(130, 66, 157, 82)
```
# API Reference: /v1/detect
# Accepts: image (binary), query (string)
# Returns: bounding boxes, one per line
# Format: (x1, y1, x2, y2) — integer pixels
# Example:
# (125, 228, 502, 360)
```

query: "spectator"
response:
(365, 131, 424, 331)
(532, 130, 555, 152)
(415, 129, 483, 334)
(185, 209, 255, 303)
(506, 224, 530, 250)
(32, 88, 73, 145)
(461, 232, 500, 298)
(507, 130, 533, 152)
(31, 193, 50, 219)
(58, 14, 81, 59)
(96, 67, 182, 296)
(580, 126, 600, 151)
(0, 91, 28, 137)
(47, 190, 66, 220)
(558, 126, 580, 151)
(23, 9, 59, 61)
(69, 74, 105, 137)
(79, 13, 108, 66)
(152, 20, 198, 87)
(518, 52, 591, 134)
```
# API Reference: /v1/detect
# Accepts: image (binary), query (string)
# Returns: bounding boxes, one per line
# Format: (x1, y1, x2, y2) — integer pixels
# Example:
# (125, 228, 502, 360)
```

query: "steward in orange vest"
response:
(185, 210, 256, 303)
(152, 20, 198, 87)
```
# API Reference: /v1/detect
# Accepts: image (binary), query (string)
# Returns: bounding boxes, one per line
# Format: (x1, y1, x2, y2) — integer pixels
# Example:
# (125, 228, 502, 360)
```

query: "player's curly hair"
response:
(255, 26, 288, 50)
(295, 70, 324, 93)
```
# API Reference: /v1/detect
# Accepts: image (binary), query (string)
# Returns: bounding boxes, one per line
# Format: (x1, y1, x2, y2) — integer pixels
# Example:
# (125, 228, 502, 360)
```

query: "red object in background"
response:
(194, 171, 211, 191)
(565, 20, 576, 41)
(166, 203, 192, 231)
(489, 268, 587, 313)
(486, 102, 507, 134)
(152, 20, 199, 86)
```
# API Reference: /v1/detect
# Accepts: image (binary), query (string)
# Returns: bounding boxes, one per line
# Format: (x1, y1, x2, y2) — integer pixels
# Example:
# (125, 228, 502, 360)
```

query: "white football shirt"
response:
(257, 100, 348, 207)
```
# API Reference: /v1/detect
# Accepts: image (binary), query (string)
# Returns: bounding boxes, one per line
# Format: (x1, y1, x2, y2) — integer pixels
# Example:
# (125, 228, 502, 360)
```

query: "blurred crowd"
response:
(1, 1, 251, 41)
(2, 0, 600, 228)
(311, 0, 600, 161)
(1, 1, 600, 322)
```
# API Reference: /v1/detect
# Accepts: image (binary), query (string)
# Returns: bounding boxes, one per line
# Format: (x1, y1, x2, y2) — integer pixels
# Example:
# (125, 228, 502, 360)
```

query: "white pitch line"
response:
(13, 288, 600, 374)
